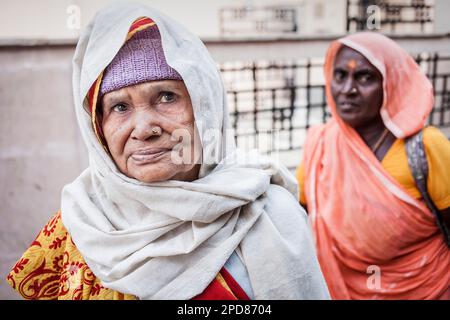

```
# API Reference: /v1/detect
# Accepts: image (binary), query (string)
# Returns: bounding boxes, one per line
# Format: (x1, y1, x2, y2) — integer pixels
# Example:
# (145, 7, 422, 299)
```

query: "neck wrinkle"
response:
(354, 116, 386, 147)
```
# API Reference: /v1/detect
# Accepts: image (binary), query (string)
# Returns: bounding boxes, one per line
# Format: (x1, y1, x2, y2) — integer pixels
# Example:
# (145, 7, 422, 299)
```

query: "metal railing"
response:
(220, 52, 450, 168)
(221, 59, 328, 155)
(346, 0, 434, 33)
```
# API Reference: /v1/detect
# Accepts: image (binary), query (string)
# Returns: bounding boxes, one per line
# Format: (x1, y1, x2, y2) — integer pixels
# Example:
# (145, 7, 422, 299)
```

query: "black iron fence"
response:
(346, 0, 434, 33)
(219, 52, 450, 167)
(419, 53, 450, 128)
(220, 59, 327, 158)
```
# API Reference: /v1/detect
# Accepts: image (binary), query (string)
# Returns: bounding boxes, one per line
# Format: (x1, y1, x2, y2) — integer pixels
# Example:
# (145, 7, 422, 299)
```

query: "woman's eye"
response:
(112, 104, 128, 112)
(334, 70, 346, 81)
(160, 92, 176, 103)
(358, 73, 372, 83)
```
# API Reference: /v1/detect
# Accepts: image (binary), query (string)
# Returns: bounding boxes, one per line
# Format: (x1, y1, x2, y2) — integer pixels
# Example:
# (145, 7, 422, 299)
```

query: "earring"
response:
(152, 127, 161, 135)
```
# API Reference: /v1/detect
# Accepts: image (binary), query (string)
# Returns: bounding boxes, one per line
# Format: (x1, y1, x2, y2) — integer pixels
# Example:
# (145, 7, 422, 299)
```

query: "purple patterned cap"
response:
(99, 25, 182, 97)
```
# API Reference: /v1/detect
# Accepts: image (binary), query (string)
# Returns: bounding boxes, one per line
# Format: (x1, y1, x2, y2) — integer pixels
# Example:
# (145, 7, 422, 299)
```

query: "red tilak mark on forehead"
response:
(347, 59, 357, 70)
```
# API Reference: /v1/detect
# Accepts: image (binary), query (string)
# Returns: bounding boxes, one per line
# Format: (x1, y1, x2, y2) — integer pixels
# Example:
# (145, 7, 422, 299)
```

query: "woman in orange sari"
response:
(296, 32, 450, 299)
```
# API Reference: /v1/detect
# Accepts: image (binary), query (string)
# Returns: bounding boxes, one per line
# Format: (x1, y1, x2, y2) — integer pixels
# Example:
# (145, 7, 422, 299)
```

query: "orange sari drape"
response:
(302, 33, 450, 299)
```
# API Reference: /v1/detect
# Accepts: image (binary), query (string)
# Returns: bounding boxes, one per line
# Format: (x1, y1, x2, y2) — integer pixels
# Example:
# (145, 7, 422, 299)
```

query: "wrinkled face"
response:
(331, 46, 384, 129)
(100, 80, 201, 183)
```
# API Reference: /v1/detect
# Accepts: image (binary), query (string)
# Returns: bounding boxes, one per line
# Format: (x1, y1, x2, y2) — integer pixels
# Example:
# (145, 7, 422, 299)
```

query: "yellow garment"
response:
(7, 211, 241, 300)
(297, 126, 450, 210)
(6, 211, 136, 300)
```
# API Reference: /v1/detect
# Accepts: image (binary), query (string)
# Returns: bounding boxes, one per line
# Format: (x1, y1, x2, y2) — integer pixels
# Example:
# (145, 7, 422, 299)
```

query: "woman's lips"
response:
(338, 102, 360, 112)
(130, 148, 171, 164)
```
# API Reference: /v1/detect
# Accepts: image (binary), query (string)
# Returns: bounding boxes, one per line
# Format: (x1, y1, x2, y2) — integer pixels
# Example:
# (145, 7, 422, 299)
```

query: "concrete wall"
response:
(0, 0, 350, 40)
(0, 45, 88, 299)
(434, 0, 450, 34)
(0, 0, 303, 40)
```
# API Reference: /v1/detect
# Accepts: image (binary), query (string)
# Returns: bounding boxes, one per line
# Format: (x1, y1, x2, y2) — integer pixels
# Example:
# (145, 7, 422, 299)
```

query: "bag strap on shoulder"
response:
(405, 129, 450, 247)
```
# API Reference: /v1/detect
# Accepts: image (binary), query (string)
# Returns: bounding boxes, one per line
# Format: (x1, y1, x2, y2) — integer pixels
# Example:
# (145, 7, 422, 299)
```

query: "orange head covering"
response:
(324, 32, 434, 139)
(302, 32, 449, 300)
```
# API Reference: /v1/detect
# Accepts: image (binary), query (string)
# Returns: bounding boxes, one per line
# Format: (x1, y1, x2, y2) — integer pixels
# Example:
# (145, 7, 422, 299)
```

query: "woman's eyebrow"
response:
(354, 68, 377, 74)
(334, 60, 353, 69)
(103, 91, 131, 106)
(356, 67, 375, 72)
(143, 82, 183, 93)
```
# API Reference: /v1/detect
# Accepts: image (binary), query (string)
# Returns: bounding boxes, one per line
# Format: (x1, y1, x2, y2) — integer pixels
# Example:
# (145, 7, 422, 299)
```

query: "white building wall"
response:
(434, 0, 450, 33)
(0, 0, 246, 40)
(0, 0, 350, 40)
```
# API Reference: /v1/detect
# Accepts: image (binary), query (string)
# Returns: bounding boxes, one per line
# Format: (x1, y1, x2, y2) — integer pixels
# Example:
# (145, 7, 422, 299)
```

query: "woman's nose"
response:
(130, 109, 161, 141)
(341, 77, 358, 96)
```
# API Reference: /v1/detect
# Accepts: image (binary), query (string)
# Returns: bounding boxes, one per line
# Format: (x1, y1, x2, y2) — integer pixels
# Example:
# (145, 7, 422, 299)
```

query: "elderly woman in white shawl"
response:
(7, 3, 329, 300)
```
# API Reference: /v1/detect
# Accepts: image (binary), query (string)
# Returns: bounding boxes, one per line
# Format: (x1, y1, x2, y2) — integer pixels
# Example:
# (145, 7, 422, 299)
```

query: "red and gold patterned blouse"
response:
(6, 211, 249, 300)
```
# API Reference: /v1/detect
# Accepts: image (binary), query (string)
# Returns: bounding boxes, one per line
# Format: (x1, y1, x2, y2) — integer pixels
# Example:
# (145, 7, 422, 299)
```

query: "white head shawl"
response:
(61, 2, 330, 300)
